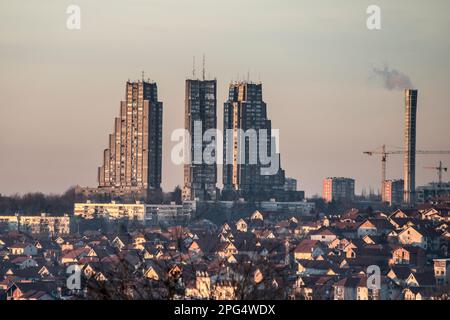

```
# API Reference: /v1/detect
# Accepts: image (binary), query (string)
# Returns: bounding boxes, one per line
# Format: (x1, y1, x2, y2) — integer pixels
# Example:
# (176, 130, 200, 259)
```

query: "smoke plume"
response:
(371, 65, 414, 90)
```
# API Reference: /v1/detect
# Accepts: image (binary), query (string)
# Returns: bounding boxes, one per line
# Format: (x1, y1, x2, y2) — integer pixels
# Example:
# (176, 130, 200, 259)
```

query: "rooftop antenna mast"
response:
(192, 56, 196, 79)
(202, 54, 205, 80)
(141, 71, 145, 81)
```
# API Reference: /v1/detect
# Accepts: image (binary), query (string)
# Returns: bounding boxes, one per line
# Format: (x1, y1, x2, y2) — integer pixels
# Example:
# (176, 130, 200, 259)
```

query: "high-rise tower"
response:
(222, 81, 285, 199)
(183, 78, 218, 200)
(322, 177, 355, 203)
(403, 89, 418, 204)
(98, 80, 163, 196)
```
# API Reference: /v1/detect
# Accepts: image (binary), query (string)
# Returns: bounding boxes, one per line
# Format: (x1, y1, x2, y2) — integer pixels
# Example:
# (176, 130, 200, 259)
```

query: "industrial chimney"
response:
(403, 89, 418, 205)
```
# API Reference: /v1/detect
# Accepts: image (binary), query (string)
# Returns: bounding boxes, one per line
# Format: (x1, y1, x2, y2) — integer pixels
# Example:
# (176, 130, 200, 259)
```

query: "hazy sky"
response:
(1, 0, 450, 197)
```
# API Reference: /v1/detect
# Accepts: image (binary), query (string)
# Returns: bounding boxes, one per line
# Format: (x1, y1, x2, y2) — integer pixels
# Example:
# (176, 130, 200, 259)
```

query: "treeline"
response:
(0, 186, 183, 215)
(0, 187, 84, 215)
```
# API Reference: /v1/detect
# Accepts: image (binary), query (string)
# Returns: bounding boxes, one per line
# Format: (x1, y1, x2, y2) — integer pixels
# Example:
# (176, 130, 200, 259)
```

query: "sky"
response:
(1, 0, 450, 197)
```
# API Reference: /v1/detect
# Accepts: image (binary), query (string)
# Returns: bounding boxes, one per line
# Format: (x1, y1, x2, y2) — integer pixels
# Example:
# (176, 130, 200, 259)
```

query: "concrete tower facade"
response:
(183, 79, 218, 200)
(98, 80, 163, 196)
(403, 89, 418, 204)
(222, 82, 285, 199)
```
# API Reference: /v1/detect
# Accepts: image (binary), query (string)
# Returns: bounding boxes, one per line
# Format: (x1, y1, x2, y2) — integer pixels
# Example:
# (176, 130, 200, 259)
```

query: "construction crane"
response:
(363, 145, 450, 200)
(424, 161, 448, 186)
(363, 145, 402, 198)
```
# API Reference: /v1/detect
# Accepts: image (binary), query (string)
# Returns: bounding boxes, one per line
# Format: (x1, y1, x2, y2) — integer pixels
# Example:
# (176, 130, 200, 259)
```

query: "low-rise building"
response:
(74, 201, 195, 225)
(74, 201, 147, 220)
(417, 182, 450, 203)
(0, 213, 70, 235)
(259, 199, 315, 215)
(433, 258, 450, 286)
